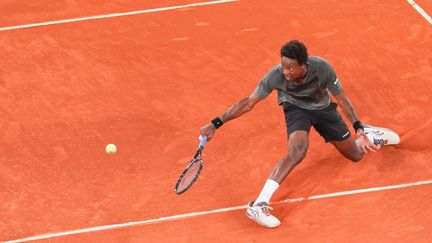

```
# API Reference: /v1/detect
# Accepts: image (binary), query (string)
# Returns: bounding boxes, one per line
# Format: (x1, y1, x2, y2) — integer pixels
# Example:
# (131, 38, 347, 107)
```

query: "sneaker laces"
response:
(257, 203, 273, 216)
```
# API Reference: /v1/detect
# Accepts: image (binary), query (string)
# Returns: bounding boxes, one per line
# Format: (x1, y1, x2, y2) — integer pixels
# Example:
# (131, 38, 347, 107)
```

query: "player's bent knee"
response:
(349, 152, 363, 163)
(289, 144, 308, 163)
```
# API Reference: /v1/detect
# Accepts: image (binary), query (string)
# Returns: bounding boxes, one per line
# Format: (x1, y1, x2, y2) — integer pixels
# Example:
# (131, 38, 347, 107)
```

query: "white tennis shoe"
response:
(246, 201, 281, 228)
(364, 125, 400, 146)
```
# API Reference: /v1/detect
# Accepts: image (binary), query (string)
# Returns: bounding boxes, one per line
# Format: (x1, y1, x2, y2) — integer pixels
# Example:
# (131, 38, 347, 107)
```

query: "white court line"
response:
(0, 0, 239, 32)
(6, 179, 432, 243)
(406, 0, 432, 24)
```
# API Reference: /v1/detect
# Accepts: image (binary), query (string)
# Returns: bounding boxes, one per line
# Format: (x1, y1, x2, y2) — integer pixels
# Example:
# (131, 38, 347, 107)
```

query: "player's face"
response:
(281, 56, 307, 83)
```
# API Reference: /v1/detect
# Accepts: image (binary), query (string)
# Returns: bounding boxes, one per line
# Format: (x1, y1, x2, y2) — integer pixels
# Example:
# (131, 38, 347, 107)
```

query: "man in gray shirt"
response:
(200, 40, 399, 228)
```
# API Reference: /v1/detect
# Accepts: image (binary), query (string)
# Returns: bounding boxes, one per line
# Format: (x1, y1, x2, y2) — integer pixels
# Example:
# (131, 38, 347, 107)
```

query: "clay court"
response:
(1, 0, 432, 242)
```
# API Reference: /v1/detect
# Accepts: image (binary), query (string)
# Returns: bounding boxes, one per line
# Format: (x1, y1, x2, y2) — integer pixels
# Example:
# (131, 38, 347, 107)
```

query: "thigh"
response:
(283, 102, 313, 136)
(312, 102, 351, 142)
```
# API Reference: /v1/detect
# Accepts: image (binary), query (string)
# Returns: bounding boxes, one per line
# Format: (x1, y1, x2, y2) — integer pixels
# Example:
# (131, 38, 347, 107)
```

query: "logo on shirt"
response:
(334, 78, 342, 89)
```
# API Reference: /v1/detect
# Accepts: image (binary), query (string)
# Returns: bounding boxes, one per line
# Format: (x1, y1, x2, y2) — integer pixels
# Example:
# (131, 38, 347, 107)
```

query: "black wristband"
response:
(353, 121, 364, 132)
(211, 117, 224, 129)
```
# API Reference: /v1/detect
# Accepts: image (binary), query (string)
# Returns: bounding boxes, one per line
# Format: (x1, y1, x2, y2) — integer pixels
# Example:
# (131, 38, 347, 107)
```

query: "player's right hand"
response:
(200, 123, 216, 140)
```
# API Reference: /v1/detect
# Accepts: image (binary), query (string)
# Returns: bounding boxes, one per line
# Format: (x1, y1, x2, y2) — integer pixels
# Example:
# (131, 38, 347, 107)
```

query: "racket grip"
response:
(199, 135, 208, 148)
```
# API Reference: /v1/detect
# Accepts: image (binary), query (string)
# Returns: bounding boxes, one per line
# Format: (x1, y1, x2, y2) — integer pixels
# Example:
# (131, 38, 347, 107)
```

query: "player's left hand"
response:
(357, 132, 380, 153)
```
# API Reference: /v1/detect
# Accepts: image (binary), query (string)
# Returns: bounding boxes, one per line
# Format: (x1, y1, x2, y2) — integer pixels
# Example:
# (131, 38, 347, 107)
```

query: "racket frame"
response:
(174, 136, 208, 194)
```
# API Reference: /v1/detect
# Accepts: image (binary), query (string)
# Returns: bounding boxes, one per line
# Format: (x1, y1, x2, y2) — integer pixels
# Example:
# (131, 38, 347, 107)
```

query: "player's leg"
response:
(332, 125, 400, 159)
(312, 102, 364, 161)
(328, 124, 401, 161)
(269, 130, 310, 182)
(246, 103, 311, 228)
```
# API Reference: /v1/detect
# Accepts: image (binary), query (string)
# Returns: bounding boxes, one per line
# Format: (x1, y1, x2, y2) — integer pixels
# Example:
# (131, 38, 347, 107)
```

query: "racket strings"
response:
(177, 159, 202, 191)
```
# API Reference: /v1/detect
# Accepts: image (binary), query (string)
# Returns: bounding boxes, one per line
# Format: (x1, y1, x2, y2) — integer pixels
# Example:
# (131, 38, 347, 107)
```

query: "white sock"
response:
(254, 179, 279, 206)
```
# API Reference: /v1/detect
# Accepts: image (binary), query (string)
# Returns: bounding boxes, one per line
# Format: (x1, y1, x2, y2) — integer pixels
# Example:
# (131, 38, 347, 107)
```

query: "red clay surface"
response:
(0, 0, 196, 27)
(415, 0, 432, 16)
(1, 0, 431, 242)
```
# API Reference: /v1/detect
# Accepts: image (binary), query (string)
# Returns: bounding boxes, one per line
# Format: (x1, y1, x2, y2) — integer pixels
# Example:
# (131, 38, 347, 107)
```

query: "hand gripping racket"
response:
(174, 136, 208, 194)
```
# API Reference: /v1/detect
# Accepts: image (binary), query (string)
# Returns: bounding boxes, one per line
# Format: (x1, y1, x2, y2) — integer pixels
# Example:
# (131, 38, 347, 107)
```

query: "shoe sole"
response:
(245, 210, 281, 228)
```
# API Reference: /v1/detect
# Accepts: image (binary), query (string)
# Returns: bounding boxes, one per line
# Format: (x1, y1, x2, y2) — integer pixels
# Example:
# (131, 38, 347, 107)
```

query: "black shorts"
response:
(282, 102, 351, 142)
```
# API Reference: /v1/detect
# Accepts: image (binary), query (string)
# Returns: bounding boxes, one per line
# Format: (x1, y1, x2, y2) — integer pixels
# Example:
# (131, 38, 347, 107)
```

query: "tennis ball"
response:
(105, 144, 117, 154)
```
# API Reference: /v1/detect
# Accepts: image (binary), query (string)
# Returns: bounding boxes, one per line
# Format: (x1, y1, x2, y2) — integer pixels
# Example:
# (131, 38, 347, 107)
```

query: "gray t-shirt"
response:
(255, 56, 343, 110)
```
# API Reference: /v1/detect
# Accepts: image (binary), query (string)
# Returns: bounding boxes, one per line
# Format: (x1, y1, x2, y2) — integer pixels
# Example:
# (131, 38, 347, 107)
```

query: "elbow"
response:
(241, 96, 259, 113)
(244, 104, 255, 112)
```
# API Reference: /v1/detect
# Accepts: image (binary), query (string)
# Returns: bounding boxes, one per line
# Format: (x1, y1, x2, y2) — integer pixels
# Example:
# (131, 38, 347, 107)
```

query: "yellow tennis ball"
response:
(105, 144, 117, 154)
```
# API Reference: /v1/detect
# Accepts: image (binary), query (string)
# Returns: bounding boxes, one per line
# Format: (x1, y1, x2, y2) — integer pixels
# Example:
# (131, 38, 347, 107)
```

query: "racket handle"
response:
(199, 135, 208, 148)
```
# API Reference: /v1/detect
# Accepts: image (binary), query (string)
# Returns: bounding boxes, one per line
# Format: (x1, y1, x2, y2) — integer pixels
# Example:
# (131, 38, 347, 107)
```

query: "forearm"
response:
(337, 96, 360, 125)
(202, 94, 260, 138)
(220, 97, 253, 123)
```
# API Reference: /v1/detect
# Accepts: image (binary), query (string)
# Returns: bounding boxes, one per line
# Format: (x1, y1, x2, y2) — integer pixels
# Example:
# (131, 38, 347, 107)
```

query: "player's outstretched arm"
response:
(200, 90, 262, 140)
(333, 91, 379, 153)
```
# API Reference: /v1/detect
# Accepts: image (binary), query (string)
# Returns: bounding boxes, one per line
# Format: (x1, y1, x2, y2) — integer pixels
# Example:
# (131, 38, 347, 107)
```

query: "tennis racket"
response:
(174, 135, 208, 194)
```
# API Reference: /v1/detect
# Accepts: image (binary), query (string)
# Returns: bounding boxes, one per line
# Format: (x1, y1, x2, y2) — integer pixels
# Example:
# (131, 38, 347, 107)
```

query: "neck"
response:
(301, 64, 308, 78)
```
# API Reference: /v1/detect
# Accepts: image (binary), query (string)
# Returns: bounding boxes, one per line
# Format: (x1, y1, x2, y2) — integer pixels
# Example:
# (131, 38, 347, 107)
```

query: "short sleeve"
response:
(254, 65, 280, 99)
(320, 59, 343, 95)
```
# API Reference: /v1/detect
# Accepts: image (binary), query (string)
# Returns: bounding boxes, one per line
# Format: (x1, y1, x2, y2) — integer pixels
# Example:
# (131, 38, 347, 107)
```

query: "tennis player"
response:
(200, 40, 399, 228)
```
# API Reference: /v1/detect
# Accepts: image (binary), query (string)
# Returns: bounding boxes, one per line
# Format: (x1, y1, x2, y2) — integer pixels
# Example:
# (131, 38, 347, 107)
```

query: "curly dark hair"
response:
(280, 40, 308, 65)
